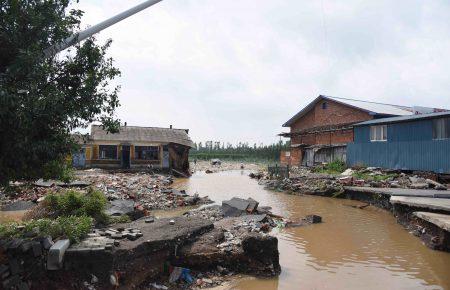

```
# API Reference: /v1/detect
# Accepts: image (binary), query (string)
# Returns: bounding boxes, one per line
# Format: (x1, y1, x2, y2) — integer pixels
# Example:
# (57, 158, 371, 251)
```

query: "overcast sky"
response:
(76, 0, 450, 145)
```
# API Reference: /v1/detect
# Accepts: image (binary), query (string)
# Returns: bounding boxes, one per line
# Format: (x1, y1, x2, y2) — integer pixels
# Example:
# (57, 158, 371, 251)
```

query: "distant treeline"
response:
(190, 141, 290, 162)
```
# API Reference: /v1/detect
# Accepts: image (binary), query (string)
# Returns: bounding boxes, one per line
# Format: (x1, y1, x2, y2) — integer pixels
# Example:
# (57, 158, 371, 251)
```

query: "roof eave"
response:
(282, 95, 324, 127)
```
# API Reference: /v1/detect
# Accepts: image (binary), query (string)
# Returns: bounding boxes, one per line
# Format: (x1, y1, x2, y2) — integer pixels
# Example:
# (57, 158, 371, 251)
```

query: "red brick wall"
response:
(289, 99, 373, 146)
(291, 109, 315, 131)
(280, 148, 302, 166)
(284, 98, 374, 165)
(315, 129, 354, 144)
(313, 99, 371, 126)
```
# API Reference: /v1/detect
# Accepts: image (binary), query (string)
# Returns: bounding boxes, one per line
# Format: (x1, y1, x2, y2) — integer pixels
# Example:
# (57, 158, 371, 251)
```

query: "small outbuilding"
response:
(347, 112, 450, 173)
(72, 125, 195, 174)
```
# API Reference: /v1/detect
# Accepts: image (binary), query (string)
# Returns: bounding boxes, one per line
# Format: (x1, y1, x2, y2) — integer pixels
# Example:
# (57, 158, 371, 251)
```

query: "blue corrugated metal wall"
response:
(347, 119, 450, 173)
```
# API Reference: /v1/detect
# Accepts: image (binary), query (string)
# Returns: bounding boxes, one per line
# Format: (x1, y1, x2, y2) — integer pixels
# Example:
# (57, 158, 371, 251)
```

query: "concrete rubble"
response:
(0, 195, 288, 289)
(0, 170, 213, 216)
(78, 170, 213, 211)
(251, 166, 448, 196)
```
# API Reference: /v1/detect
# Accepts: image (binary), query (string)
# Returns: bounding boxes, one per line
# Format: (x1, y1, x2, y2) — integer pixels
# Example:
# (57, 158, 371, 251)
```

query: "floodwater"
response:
(174, 170, 450, 290)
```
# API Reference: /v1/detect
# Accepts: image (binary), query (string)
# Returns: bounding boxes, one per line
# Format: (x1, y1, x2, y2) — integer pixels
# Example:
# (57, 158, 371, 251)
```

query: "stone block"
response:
(32, 242, 42, 257)
(42, 236, 54, 250)
(47, 239, 70, 270)
(20, 241, 32, 253)
(8, 239, 23, 251)
(304, 215, 322, 224)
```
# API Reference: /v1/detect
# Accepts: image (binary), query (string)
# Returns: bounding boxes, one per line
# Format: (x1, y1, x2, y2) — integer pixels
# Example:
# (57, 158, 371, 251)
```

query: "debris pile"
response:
(0, 179, 90, 206)
(1, 170, 213, 213)
(80, 171, 213, 210)
(251, 166, 448, 196)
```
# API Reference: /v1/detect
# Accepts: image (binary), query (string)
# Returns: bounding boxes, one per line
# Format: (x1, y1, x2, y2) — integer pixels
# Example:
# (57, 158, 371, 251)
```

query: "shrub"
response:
(45, 188, 107, 222)
(314, 160, 347, 174)
(0, 216, 93, 243)
(42, 159, 74, 183)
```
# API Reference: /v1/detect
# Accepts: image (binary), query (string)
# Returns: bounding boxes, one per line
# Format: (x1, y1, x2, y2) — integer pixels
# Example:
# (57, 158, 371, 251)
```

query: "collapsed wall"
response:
(1, 216, 280, 289)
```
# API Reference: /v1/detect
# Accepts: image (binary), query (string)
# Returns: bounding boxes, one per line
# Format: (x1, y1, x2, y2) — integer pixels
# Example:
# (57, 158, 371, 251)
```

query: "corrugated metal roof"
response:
(355, 111, 450, 126)
(90, 125, 195, 148)
(326, 96, 413, 116)
(283, 95, 413, 127)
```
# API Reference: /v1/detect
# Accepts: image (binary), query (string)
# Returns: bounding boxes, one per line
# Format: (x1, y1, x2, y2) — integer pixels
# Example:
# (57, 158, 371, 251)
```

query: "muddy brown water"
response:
(174, 170, 450, 290)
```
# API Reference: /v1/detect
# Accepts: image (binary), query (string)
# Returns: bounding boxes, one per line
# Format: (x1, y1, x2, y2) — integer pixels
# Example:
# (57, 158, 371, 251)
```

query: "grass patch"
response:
(0, 216, 93, 243)
(108, 214, 131, 224)
(313, 160, 346, 175)
(352, 172, 397, 182)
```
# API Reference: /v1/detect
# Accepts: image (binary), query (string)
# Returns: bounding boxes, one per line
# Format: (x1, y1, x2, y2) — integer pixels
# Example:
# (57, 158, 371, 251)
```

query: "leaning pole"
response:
(44, 0, 163, 57)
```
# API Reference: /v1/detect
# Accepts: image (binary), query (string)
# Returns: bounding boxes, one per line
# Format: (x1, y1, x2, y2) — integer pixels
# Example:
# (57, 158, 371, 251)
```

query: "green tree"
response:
(0, 0, 121, 185)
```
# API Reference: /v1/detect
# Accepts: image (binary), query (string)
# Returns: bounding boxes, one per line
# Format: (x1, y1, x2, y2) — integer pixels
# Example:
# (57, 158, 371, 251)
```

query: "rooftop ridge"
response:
(324, 95, 412, 109)
(91, 124, 189, 131)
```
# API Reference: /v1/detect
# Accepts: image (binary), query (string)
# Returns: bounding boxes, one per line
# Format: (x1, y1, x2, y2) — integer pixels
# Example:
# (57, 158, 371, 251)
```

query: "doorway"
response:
(121, 145, 131, 169)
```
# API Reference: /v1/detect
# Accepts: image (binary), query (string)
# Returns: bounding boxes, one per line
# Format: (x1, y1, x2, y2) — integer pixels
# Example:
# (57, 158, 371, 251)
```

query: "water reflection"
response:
(176, 170, 450, 290)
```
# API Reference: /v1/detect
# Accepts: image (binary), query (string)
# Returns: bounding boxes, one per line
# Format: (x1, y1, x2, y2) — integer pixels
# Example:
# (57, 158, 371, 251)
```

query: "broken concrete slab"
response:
(246, 198, 259, 213)
(345, 186, 450, 198)
(426, 179, 447, 190)
(59, 216, 214, 287)
(413, 212, 450, 232)
(105, 199, 135, 216)
(34, 179, 56, 187)
(47, 239, 70, 270)
(390, 196, 450, 212)
(221, 197, 262, 217)
(239, 214, 268, 223)
(222, 198, 250, 217)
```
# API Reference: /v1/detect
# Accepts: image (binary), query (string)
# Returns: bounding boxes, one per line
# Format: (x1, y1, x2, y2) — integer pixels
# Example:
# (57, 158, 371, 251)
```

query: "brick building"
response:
(279, 95, 415, 166)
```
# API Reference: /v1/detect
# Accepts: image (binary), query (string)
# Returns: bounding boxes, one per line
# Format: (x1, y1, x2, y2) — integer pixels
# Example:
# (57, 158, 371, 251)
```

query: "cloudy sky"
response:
(76, 0, 450, 145)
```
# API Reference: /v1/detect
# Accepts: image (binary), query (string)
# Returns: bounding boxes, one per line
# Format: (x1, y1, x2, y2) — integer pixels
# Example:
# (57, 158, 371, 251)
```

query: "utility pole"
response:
(44, 0, 163, 57)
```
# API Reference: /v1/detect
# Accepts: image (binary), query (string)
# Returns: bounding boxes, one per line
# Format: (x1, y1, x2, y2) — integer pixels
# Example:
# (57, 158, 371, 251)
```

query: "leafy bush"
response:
(42, 159, 75, 183)
(0, 216, 93, 243)
(45, 188, 107, 222)
(314, 160, 347, 174)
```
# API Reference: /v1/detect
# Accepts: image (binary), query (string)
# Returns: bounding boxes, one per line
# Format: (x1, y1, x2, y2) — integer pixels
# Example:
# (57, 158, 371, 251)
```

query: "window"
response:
(433, 118, 450, 140)
(99, 145, 117, 159)
(322, 102, 327, 109)
(370, 125, 387, 142)
(135, 146, 159, 160)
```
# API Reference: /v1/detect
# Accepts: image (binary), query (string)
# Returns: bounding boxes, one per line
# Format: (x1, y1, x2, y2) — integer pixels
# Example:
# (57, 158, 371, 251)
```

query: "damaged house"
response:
(279, 95, 444, 167)
(72, 125, 194, 174)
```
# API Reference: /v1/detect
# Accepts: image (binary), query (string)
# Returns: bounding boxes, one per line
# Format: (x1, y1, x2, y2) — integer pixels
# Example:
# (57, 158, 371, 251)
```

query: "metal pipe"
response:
(44, 0, 163, 57)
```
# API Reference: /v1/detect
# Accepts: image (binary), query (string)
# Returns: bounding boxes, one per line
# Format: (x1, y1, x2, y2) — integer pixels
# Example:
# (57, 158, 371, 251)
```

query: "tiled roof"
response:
(283, 95, 413, 127)
(90, 125, 195, 148)
(354, 111, 450, 126)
